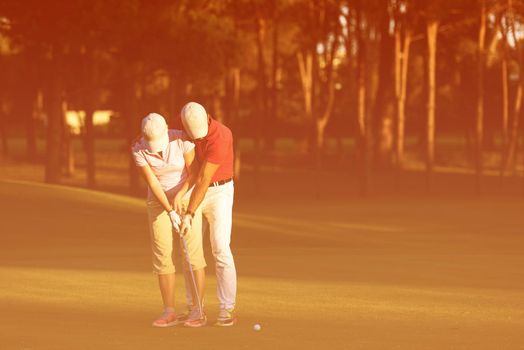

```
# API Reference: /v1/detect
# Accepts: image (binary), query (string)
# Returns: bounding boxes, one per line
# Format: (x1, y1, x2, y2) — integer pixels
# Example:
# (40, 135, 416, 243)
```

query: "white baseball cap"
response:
(141, 113, 169, 153)
(180, 102, 209, 140)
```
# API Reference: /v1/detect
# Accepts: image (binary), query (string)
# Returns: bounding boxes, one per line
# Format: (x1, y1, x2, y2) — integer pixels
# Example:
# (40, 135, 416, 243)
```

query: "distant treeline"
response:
(0, 0, 522, 193)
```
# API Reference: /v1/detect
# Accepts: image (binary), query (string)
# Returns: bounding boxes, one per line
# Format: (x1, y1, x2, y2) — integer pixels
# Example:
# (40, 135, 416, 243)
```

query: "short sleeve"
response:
(206, 138, 227, 164)
(182, 140, 195, 154)
(131, 143, 148, 167)
(169, 129, 194, 155)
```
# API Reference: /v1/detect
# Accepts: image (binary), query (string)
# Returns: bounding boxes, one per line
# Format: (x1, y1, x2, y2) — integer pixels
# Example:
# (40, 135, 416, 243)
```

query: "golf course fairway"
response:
(1, 179, 523, 349)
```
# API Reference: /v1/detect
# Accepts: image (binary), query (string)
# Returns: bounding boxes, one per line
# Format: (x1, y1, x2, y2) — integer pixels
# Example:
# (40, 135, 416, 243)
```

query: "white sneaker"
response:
(215, 307, 236, 327)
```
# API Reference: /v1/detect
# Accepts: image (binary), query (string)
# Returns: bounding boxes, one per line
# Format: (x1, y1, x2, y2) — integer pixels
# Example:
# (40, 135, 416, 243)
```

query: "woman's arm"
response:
(138, 164, 173, 213)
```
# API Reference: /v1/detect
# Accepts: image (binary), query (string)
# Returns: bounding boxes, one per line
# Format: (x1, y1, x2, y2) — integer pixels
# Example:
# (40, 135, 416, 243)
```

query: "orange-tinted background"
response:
(0, 1, 523, 349)
(0, 0, 521, 197)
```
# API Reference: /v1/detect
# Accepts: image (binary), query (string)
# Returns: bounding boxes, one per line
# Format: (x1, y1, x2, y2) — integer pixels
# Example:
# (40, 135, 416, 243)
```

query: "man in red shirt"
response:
(175, 102, 237, 327)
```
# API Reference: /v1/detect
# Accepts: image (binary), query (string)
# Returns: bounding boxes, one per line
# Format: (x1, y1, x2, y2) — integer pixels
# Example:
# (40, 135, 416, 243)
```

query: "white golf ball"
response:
(253, 323, 261, 331)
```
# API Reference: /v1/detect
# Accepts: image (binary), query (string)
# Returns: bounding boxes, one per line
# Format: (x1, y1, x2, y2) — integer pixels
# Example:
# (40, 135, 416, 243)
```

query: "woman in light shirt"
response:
(132, 113, 206, 328)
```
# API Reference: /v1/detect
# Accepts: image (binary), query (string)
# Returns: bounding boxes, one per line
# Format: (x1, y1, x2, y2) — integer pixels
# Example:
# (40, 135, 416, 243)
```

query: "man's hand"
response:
(173, 192, 184, 214)
(179, 213, 193, 236)
(168, 210, 181, 232)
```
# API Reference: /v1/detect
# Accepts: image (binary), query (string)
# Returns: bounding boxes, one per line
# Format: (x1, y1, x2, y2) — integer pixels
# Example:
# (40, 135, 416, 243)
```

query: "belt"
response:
(209, 178, 233, 187)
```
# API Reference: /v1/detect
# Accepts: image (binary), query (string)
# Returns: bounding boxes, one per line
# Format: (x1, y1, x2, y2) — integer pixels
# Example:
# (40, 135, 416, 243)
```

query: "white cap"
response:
(180, 102, 208, 140)
(141, 113, 169, 153)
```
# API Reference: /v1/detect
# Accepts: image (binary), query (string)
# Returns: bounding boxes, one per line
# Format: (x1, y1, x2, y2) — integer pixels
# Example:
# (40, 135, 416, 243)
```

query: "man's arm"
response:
(186, 161, 220, 214)
(173, 149, 199, 213)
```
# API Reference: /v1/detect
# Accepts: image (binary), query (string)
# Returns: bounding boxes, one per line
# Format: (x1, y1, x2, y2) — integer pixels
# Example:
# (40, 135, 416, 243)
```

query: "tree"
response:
(393, 0, 414, 167)
(0, 26, 11, 157)
(368, 0, 395, 169)
(295, 0, 342, 164)
(501, 0, 524, 177)
(424, 10, 439, 190)
(1, 0, 125, 185)
(498, 4, 511, 160)
(355, 0, 370, 195)
(1, 0, 75, 183)
(475, 0, 487, 192)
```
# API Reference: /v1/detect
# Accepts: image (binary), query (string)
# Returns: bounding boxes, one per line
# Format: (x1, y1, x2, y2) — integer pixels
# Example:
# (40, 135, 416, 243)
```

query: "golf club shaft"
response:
(180, 233, 203, 319)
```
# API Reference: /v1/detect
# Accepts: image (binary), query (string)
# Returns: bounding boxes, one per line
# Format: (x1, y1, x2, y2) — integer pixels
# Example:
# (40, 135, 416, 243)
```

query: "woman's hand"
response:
(168, 210, 181, 232)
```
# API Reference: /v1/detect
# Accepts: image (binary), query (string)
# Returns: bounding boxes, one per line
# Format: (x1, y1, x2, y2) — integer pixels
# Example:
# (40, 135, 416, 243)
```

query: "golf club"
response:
(178, 229, 204, 321)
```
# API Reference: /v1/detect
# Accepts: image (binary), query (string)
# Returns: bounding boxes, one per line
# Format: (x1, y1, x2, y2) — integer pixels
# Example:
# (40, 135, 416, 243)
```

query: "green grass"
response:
(1, 180, 524, 349)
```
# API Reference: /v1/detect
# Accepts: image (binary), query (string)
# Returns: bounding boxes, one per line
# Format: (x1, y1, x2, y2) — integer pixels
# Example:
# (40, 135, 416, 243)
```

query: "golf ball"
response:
(253, 323, 261, 331)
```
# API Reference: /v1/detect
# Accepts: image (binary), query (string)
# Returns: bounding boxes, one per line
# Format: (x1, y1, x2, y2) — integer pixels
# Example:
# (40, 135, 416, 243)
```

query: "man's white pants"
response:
(186, 181, 236, 310)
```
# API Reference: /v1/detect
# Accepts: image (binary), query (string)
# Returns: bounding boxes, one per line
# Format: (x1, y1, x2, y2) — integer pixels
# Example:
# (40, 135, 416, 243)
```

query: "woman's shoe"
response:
(183, 307, 207, 328)
(152, 310, 178, 327)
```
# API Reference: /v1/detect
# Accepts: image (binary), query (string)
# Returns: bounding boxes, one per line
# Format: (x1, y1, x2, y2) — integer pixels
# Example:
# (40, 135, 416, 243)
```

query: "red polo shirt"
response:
(194, 119, 234, 183)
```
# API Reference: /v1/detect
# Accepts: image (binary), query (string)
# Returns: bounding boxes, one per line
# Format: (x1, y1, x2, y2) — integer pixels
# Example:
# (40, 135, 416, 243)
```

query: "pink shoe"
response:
(183, 307, 207, 328)
(152, 310, 178, 328)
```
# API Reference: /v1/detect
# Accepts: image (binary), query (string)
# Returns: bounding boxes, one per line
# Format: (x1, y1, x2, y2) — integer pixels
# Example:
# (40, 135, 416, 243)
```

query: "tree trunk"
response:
(502, 85, 522, 175)
(426, 20, 439, 192)
(502, 0, 522, 177)
(230, 1, 242, 181)
(20, 54, 38, 160)
(356, 0, 368, 197)
(499, 6, 510, 155)
(31, 90, 46, 160)
(297, 51, 313, 121)
(315, 120, 328, 155)
(0, 118, 7, 157)
(0, 97, 8, 157)
(232, 68, 241, 125)
(315, 78, 336, 167)
(475, 0, 486, 193)
(395, 25, 412, 167)
(521, 125, 524, 192)
(314, 1, 340, 165)
(44, 66, 62, 184)
(268, 6, 279, 151)
(499, 58, 510, 176)
(297, 50, 314, 158)
(255, 15, 268, 153)
(25, 91, 37, 160)
(122, 65, 142, 194)
(224, 67, 232, 126)
(502, 59, 509, 146)
(83, 50, 97, 188)
(84, 101, 96, 187)
(61, 100, 74, 176)
(230, 67, 242, 180)
(372, 12, 395, 168)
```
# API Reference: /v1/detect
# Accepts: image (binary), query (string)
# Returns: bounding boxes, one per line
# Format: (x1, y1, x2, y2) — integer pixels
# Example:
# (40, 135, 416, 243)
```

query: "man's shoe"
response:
(215, 308, 237, 327)
(152, 310, 178, 327)
(183, 306, 207, 328)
